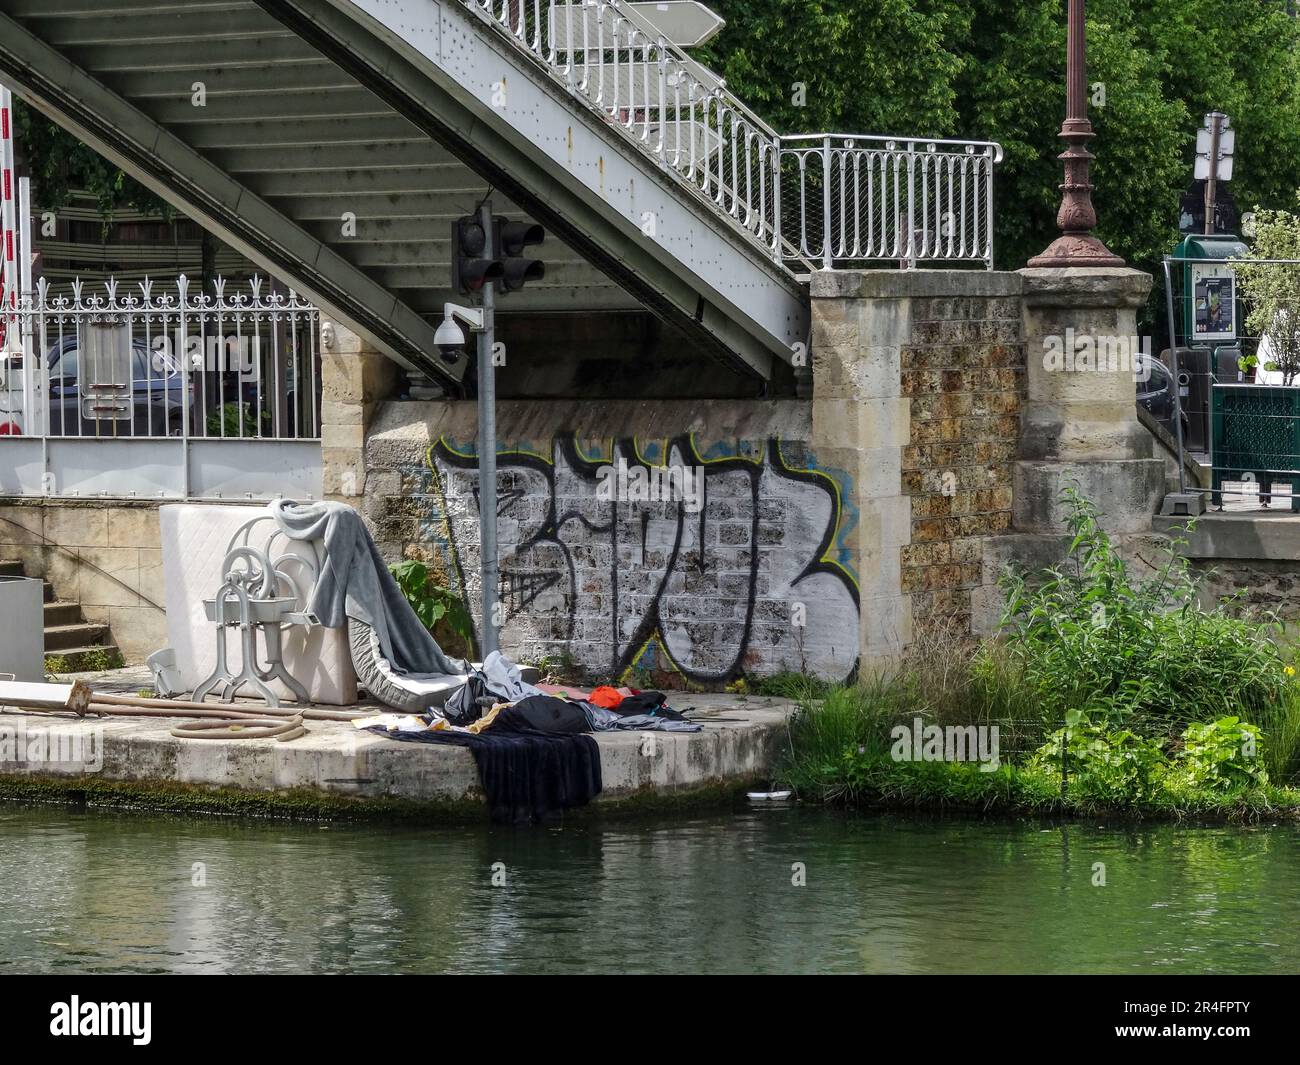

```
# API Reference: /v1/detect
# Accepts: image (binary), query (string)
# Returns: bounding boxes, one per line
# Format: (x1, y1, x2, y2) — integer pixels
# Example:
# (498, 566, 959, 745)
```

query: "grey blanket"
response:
(269, 499, 469, 680)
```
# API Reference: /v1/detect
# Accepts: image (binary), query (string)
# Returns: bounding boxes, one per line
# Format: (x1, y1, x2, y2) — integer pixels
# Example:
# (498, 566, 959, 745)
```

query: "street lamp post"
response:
(1028, 0, 1125, 268)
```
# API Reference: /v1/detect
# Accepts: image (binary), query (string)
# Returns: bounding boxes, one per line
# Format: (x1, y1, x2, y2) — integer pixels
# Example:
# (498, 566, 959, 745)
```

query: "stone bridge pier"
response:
(327, 266, 1165, 682)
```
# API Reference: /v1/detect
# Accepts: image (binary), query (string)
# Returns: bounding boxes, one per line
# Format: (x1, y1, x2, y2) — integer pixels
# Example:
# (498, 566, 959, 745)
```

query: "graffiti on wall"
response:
(427, 433, 860, 682)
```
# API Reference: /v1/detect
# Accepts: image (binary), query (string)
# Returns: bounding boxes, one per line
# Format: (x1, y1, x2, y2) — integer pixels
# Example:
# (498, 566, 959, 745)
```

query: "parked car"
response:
(45, 335, 192, 436)
(1134, 351, 1188, 439)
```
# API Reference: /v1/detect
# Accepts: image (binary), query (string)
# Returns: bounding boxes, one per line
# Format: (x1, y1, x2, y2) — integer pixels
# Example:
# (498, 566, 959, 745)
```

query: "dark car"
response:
(46, 335, 192, 436)
(1134, 351, 1188, 439)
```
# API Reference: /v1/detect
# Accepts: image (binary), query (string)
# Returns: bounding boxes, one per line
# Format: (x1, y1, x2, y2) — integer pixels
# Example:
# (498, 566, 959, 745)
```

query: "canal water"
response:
(1, 803, 1296, 974)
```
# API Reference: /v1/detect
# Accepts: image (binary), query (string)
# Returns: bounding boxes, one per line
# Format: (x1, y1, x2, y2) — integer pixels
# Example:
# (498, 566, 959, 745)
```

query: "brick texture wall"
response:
(899, 294, 1025, 636)
(363, 400, 862, 685)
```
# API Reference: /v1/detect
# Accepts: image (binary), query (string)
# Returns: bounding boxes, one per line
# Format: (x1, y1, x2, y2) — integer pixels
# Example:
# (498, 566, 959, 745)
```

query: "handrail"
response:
(462, 1, 1001, 271)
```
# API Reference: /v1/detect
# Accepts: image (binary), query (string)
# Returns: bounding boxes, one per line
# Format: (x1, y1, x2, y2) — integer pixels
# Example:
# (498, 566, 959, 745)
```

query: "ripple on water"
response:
(0, 807, 1296, 974)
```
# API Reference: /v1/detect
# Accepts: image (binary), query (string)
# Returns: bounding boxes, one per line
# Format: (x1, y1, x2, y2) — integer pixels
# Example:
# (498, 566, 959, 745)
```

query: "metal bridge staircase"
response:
(0, 0, 1000, 387)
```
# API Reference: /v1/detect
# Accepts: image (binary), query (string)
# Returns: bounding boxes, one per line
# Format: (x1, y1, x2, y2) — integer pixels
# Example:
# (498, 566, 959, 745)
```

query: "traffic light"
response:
(451, 216, 504, 295)
(493, 216, 545, 293)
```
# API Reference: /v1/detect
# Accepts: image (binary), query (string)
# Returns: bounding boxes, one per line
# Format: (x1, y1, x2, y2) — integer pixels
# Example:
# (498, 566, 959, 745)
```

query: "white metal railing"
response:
(0, 274, 322, 499)
(465, 0, 1003, 269)
(780, 134, 1003, 270)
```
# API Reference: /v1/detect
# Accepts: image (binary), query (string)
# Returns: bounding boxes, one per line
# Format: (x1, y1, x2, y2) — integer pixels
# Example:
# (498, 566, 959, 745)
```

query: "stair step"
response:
(42, 581, 55, 603)
(43, 601, 84, 627)
(44, 622, 111, 651)
(0, 559, 25, 577)
(44, 645, 125, 674)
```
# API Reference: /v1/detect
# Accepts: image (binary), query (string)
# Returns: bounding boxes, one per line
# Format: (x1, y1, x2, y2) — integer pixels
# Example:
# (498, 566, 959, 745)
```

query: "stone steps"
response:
(0, 559, 123, 674)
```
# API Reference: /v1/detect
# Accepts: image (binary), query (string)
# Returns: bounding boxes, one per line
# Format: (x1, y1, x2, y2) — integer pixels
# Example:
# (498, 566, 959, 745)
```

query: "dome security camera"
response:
(434, 313, 467, 364)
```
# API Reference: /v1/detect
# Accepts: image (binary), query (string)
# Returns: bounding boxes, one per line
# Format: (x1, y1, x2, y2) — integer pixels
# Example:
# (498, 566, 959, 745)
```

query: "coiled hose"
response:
(79, 692, 379, 740)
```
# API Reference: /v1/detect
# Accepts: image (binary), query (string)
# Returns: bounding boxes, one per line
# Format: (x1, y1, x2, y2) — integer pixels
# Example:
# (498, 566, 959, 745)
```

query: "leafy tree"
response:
(698, 0, 969, 140)
(701, 0, 1300, 283)
(1233, 193, 1300, 384)
(14, 100, 171, 223)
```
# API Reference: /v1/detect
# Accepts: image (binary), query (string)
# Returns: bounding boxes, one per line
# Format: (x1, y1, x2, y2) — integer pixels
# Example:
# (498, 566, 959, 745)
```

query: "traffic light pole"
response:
(476, 202, 500, 657)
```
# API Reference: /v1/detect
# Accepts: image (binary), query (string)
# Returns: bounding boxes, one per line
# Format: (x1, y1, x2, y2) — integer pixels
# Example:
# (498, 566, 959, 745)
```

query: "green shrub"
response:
(1173, 717, 1269, 793)
(1027, 710, 1167, 805)
(753, 670, 833, 700)
(778, 681, 906, 802)
(205, 401, 268, 438)
(388, 559, 474, 655)
(997, 489, 1289, 735)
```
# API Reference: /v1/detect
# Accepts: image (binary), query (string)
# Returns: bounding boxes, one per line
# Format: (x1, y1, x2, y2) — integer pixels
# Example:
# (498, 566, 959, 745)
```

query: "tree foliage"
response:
(14, 100, 171, 221)
(701, 0, 1300, 275)
(1234, 193, 1300, 385)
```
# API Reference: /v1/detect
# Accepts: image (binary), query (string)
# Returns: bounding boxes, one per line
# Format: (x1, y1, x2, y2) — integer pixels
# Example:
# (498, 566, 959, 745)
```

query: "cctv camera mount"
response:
(438, 302, 484, 339)
(433, 302, 486, 364)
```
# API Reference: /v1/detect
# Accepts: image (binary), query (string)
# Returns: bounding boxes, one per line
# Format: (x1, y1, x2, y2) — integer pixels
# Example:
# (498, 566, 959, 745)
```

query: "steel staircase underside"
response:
(0, 0, 807, 384)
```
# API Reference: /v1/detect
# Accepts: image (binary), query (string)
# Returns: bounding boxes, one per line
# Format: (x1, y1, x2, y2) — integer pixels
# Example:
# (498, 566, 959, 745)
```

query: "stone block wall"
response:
(810, 271, 1027, 656)
(811, 268, 1162, 651)
(899, 290, 1024, 635)
(363, 399, 861, 685)
(0, 500, 166, 663)
(320, 318, 400, 502)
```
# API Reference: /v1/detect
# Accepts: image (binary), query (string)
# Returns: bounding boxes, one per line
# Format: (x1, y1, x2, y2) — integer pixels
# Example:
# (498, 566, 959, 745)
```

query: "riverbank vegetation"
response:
(773, 491, 1300, 819)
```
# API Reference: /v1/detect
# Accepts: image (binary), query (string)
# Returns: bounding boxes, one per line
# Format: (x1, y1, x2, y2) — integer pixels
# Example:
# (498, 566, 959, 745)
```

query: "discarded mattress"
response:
(347, 618, 468, 713)
(160, 504, 357, 705)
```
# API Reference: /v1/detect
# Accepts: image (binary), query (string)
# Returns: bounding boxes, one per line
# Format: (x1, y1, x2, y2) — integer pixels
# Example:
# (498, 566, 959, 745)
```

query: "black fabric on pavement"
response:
(368, 725, 602, 823)
(495, 695, 592, 734)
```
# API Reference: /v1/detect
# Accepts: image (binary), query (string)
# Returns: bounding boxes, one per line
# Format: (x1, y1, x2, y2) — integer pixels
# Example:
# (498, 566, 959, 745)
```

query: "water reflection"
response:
(0, 806, 1295, 974)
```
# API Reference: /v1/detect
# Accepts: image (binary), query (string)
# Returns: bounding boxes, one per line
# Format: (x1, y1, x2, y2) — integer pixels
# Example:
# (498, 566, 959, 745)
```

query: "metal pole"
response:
(1163, 258, 1187, 495)
(477, 202, 500, 658)
(179, 275, 190, 498)
(1203, 112, 1223, 236)
(18, 175, 34, 434)
(1027, 0, 1124, 267)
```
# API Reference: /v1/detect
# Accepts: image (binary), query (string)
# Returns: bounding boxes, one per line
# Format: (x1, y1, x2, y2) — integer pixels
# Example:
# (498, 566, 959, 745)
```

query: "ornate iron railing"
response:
(464, 0, 1002, 269)
(0, 274, 323, 498)
(0, 274, 319, 442)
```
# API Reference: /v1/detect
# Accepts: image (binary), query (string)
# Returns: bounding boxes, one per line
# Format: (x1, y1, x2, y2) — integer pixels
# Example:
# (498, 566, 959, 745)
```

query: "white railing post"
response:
(770, 139, 782, 261)
(984, 146, 996, 269)
(820, 135, 833, 270)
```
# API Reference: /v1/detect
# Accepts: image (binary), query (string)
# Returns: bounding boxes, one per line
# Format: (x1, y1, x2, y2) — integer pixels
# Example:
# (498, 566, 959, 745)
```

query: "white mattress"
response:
(160, 504, 357, 705)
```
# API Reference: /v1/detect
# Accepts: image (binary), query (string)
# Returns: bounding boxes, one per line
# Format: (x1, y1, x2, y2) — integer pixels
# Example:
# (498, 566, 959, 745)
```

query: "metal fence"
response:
(1161, 255, 1300, 511)
(0, 274, 323, 499)
(465, 0, 1002, 269)
(779, 134, 1001, 269)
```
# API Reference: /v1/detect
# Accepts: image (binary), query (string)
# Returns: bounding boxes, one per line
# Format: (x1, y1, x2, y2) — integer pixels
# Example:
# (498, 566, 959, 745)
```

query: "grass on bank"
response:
(775, 490, 1300, 818)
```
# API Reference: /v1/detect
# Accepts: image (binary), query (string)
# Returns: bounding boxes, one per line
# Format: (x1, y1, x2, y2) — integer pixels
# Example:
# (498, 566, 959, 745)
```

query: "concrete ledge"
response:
(1154, 511, 1300, 561)
(1014, 459, 1164, 534)
(810, 269, 1023, 301)
(1019, 267, 1152, 309)
(0, 694, 794, 819)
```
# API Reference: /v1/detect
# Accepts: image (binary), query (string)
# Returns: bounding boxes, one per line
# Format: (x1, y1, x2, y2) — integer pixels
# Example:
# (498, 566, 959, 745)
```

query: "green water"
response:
(1, 804, 1297, 974)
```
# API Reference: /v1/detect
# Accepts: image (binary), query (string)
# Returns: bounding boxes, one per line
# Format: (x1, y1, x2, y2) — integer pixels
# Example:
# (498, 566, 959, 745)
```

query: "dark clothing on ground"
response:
(495, 695, 592, 734)
(368, 725, 601, 824)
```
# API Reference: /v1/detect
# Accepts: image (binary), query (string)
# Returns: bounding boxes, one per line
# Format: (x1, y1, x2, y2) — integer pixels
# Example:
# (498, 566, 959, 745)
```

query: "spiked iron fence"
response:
(0, 275, 322, 499)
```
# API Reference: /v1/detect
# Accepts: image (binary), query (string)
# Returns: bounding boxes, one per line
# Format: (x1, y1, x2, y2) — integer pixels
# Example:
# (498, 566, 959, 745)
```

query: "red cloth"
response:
(588, 685, 624, 709)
